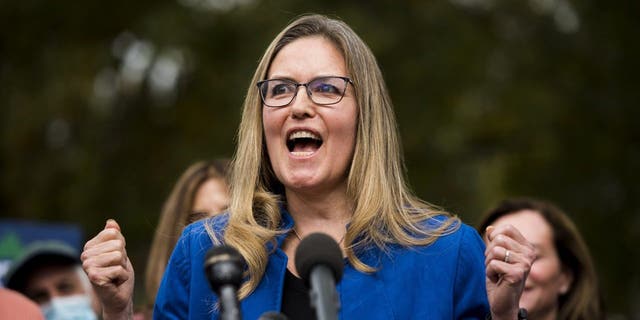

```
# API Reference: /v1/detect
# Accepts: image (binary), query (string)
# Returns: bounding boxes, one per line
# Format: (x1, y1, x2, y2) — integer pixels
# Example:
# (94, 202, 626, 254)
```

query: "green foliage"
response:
(1, 0, 638, 316)
(0, 232, 24, 259)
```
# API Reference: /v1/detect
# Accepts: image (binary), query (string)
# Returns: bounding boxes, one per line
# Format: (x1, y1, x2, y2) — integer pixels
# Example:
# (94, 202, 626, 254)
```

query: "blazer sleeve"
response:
(153, 226, 193, 320)
(453, 225, 491, 319)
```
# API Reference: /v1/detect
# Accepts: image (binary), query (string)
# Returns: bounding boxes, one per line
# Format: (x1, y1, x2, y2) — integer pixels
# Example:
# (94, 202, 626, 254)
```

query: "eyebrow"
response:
(265, 75, 346, 82)
(265, 75, 296, 81)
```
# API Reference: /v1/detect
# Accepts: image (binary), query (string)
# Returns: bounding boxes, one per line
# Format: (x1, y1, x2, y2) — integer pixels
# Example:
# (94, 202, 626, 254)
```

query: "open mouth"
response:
(287, 130, 323, 157)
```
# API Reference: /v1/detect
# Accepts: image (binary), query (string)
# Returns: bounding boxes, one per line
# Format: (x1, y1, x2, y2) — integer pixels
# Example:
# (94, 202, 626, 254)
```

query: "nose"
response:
(49, 288, 65, 300)
(289, 85, 316, 118)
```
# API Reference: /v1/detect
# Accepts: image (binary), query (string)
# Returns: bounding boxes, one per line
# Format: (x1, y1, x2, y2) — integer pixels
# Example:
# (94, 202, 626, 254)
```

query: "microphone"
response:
(258, 311, 290, 320)
(204, 245, 245, 320)
(518, 308, 528, 320)
(294, 233, 344, 320)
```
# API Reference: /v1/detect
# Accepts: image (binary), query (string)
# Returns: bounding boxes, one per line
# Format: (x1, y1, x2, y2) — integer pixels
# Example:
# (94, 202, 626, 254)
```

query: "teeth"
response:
(291, 151, 314, 157)
(288, 130, 320, 141)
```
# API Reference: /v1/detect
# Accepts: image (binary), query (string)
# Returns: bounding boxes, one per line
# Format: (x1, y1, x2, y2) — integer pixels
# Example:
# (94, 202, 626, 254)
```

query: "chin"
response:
(518, 292, 535, 311)
(284, 176, 318, 189)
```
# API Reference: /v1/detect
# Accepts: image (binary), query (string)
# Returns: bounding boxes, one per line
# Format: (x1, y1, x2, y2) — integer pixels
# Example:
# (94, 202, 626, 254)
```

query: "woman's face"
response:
(262, 36, 357, 195)
(491, 210, 572, 318)
(189, 178, 229, 223)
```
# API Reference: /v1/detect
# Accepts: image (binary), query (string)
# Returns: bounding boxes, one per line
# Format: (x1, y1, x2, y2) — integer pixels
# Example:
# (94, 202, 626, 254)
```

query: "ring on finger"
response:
(504, 249, 511, 263)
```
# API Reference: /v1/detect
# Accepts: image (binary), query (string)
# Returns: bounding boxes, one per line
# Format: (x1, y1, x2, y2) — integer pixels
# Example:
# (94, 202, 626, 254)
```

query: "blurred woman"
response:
(144, 159, 230, 313)
(478, 197, 604, 320)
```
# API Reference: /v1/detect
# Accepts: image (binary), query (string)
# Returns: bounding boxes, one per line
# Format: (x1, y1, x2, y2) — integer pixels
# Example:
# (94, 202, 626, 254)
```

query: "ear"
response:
(558, 267, 574, 295)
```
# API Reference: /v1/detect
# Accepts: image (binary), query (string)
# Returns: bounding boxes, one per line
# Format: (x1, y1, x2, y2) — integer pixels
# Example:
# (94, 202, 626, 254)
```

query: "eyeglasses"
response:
(257, 76, 353, 108)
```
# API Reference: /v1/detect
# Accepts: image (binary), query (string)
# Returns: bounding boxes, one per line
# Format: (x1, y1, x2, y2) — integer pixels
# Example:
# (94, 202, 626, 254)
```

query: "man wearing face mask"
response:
(3, 241, 101, 320)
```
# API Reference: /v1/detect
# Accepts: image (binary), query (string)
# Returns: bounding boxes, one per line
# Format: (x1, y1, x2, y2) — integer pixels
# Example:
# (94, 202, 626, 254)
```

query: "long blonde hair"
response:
(145, 159, 229, 310)
(214, 14, 458, 298)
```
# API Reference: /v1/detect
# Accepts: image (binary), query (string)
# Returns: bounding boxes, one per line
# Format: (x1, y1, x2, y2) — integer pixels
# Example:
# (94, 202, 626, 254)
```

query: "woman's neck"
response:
(528, 304, 559, 320)
(285, 186, 352, 239)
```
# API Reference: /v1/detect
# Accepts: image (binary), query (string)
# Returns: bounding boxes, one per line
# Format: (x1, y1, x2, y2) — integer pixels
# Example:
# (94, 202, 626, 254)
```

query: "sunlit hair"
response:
(477, 197, 605, 320)
(212, 14, 458, 298)
(145, 159, 229, 310)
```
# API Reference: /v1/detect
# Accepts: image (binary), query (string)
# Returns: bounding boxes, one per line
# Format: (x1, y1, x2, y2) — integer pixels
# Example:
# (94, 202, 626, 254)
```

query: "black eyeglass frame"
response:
(256, 76, 354, 108)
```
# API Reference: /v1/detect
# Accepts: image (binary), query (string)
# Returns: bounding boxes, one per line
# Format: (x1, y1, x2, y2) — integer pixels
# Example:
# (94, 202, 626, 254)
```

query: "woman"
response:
(81, 160, 229, 320)
(144, 159, 230, 315)
(478, 197, 604, 320)
(83, 14, 534, 320)
(155, 14, 534, 319)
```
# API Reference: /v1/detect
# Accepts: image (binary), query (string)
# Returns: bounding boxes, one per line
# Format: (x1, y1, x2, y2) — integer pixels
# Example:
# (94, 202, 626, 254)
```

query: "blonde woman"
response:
(144, 159, 230, 316)
(81, 160, 229, 320)
(83, 14, 534, 320)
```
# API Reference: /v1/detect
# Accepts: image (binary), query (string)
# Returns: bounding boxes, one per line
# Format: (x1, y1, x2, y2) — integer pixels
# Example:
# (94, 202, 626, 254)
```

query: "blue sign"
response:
(0, 219, 84, 283)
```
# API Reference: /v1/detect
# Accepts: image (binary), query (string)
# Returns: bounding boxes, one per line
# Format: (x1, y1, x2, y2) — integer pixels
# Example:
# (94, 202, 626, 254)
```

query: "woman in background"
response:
(143, 159, 230, 315)
(478, 197, 605, 320)
(83, 159, 231, 320)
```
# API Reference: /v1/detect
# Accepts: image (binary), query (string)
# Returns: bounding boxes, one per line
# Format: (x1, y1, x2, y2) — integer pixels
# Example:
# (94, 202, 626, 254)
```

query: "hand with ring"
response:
(483, 224, 536, 320)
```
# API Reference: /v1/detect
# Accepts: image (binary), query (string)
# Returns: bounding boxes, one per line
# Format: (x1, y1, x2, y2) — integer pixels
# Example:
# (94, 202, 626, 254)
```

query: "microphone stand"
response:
(309, 265, 340, 320)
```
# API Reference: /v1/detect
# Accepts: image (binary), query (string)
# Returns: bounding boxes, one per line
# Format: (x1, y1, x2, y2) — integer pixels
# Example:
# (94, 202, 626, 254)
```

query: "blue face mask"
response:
(41, 295, 98, 320)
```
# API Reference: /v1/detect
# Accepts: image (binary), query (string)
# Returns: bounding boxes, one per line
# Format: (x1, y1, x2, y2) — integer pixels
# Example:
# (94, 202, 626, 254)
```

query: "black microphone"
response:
(294, 233, 344, 320)
(204, 245, 245, 320)
(518, 308, 528, 320)
(258, 311, 290, 320)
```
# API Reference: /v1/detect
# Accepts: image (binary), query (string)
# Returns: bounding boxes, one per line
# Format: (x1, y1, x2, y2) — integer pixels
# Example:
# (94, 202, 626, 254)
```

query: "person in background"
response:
(81, 159, 230, 320)
(83, 14, 535, 319)
(477, 197, 605, 320)
(3, 241, 101, 320)
(144, 159, 230, 316)
(0, 287, 45, 319)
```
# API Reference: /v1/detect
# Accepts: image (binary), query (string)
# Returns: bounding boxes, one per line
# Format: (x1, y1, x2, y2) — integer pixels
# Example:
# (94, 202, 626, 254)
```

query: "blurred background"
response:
(1, 0, 638, 317)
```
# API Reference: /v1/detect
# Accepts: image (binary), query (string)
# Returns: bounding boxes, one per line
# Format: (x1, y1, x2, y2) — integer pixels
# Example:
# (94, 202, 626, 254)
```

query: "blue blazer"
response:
(154, 209, 490, 319)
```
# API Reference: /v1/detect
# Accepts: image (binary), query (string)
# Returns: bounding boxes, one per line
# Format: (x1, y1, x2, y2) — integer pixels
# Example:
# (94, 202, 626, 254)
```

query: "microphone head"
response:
(294, 232, 344, 284)
(258, 311, 290, 320)
(204, 245, 245, 293)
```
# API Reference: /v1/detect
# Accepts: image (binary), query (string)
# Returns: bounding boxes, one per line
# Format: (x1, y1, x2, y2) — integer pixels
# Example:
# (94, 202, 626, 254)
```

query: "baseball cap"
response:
(3, 241, 80, 292)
